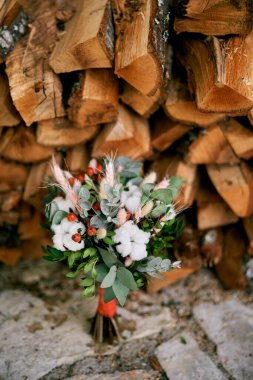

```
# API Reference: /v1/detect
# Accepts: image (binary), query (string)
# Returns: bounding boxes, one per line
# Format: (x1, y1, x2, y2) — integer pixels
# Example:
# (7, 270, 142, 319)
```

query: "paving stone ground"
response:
(0, 260, 252, 380)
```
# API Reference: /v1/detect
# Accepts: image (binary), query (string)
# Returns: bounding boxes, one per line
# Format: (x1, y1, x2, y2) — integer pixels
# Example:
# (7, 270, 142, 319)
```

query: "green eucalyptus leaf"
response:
(112, 278, 129, 306)
(101, 265, 117, 288)
(96, 263, 109, 282)
(80, 278, 94, 287)
(99, 248, 117, 268)
(150, 204, 167, 218)
(150, 189, 173, 204)
(79, 187, 90, 199)
(52, 210, 68, 225)
(83, 247, 97, 259)
(117, 267, 138, 290)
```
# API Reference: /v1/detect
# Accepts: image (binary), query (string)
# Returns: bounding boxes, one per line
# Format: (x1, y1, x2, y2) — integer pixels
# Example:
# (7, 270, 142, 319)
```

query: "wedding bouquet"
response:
(43, 155, 184, 339)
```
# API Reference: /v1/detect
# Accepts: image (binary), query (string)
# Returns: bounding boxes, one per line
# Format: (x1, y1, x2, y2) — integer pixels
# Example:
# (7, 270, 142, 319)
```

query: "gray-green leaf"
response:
(52, 210, 68, 225)
(101, 265, 117, 288)
(99, 248, 117, 268)
(117, 267, 138, 290)
(112, 278, 129, 306)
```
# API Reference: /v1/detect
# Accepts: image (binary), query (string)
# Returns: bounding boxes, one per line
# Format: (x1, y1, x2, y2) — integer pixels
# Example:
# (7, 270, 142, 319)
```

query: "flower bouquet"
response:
(43, 155, 185, 342)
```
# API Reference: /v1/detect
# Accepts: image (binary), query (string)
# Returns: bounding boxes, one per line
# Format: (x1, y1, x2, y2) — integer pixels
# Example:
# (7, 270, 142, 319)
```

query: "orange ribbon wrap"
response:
(97, 288, 117, 318)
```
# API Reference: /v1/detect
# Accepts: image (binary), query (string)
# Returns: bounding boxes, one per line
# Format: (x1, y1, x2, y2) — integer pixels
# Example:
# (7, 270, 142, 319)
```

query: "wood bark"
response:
(0, 73, 20, 126)
(113, 0, 171, 95)
(0, 159, 27, 192)
(49, 0, 114, 73)
(243, 215, 253, 256)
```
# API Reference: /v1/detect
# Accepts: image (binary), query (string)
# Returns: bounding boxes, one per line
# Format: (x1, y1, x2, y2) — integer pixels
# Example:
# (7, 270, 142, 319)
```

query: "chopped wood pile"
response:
(0, 0, 253, 289)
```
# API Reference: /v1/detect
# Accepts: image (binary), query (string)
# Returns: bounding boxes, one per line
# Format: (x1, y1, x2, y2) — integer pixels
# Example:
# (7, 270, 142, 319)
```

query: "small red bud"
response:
(72, 233, 81, 243)
(86, 167, 94, 176)
(126, 211, 131, 220)
(67, 213, 78, 222)
(96, 163, 103, 172)
(77, 173, 85, 182)
(68, 177, 75, 185)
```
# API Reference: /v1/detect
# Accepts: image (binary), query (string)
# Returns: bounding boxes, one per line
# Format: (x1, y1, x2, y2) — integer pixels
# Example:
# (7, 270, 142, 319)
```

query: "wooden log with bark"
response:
(0, 73, 20, 126)
(68, 69, 119, 128)
(113, 0, 171, 95)
(179, 32, 253, 114)
(92, 105, 151, 160)
(174, 0, 252, 36)
(49, 0, 114, 73)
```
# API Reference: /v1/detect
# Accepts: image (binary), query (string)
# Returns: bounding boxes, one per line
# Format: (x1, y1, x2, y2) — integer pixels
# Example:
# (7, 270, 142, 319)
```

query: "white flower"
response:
(172, 260, 181, 269)
(53, 196, 72, 213)
(88, 158, 97, 169)
(141, 200, 154, 217)
(63, 234, 84, 251)
(52, 217, 85, 252)
(121, 185, 142, 214)
(141, 172, 157, 187)
(113, 221, 150, 261)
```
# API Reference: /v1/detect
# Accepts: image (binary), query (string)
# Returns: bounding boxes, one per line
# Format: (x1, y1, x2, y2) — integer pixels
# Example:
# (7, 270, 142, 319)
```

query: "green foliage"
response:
(112, 278, 129, 306)
(101, 265, 117, 288)
(117, 267, 138, 290)
(99, 248, 117, 268)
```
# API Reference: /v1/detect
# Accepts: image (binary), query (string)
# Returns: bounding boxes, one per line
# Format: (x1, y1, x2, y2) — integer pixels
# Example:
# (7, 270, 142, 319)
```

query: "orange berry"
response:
(93, 202, 100, 211)
(72, 233, 81, 243)
(68, 177, 75, 185)
(67, 213, 78, 222)
(87, 227, 97, 236)
(96, 163, 103, 172)
(86, 167, 94, 176)
(126, 211, 131, 220)
(77, 173, 85, 182)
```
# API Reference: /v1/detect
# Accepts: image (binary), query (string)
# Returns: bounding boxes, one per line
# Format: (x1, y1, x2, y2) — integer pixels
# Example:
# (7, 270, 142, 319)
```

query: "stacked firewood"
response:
(0, 0, 253, 289)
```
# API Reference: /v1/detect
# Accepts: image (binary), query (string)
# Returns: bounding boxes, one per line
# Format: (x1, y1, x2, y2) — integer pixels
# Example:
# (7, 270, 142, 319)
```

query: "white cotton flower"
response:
(121, 185, 142, 214)
(52, 233, 65, 251)
(63, 234, 85, 251)
(51, 224, 62, 235)
(172, 260, 181, 269)
(53, 196, 72, 213)
(141, 172, 157, 187)
(113, 221, 150, 261)
(68, 221, 85, 235)
(88, 158, 97, 169)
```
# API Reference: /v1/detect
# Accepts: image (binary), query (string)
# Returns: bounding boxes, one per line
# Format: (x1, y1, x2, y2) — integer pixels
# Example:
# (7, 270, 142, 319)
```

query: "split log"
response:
(66, 144, 89, 174)
(1, 125, 54, 163)
(49, 0, 114, 73)
(147, 267, 196, 293)
(18, 210, 47, 240)
(120, 82, 160, 118)
(113, 0, 171, 95)
(68, 69, 118, 127)
(0, 159, 27, 191)
(6, 38, 64, 126)
(187, 124, 239, 165)
(196, 184, 238, 230)
(220, 119, 253, 160)
(243, 216, 253, 256)
(207, 162, 253, 217)
(151, 113, 189, 152)
(179, 32, 253, 114)
(151, 155, 197, 207)
(0, 247, 22, 266)
(0, 210, 19, 224)
(215, 226, 247, 289)
(21, 236, 51, 260)
(37, 118, 98, 147)
(249, 108, 253, 125)
(1, 190, 22, 211)
(201, 228, 223, 267)
(0, 73, 20, 126)
(23, 160, 49, 209)
(174, 0, 252, 36)
(164, 78, 224, 126)
(92, 105, 151, 160)
(0, 127, 15, 154)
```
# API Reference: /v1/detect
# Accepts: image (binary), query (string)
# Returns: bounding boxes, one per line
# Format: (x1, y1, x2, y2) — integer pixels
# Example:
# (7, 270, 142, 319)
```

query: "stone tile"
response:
(193, 299, 253, 380)
(155, 331, 227, 380)
(0, 290, 94, 380)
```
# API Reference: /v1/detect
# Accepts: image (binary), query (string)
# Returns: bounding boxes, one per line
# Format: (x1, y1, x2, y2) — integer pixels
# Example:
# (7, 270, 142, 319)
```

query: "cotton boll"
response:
(54, 196, 72, 213)
(125, 195, 141, 214)
(60, 218, 74, 233)
(115, 242, 132, 257)
(51, 224, 62, 235)
(53, 233, 65, 251)
(134, 230, 150, 244)
(121, 186, 142, 214)
(68, 221, 85, 235)
(63, 234, 84, 251)
(130, 243, 148, 261)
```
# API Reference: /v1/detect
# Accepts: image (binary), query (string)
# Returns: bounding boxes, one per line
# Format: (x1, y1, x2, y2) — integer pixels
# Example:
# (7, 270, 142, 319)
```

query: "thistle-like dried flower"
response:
(141, 172, 157, 187)
(141, 200, 154, 217)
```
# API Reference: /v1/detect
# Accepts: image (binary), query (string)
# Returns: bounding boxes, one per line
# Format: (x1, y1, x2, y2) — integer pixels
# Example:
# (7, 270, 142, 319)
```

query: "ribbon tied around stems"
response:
(97, 288, 117, 319)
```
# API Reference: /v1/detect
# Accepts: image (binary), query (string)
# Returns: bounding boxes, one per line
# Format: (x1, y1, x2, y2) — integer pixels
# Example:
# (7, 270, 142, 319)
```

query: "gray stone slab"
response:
(0, 290, 94, 380)
(66, 370, 154, 380)
(155, 331, 226, 380)
(193, 299, 253, 380)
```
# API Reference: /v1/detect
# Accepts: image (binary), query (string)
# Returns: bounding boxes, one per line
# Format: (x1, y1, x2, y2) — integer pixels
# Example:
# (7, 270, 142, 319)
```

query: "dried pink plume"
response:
(154, 178, 170, 190)
(117, 208, 127, 226)
(105, 160, 115, 187)
(125, 257, 133, 267)
(134, 207, 142, 223)
(51, 156, 80, 211)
